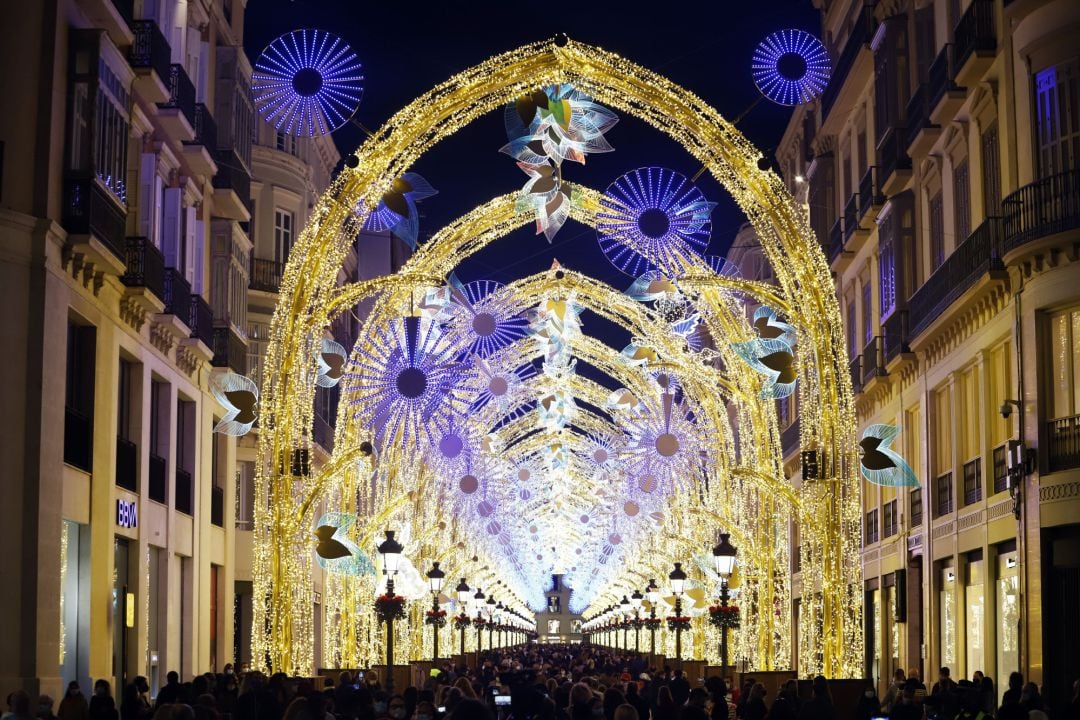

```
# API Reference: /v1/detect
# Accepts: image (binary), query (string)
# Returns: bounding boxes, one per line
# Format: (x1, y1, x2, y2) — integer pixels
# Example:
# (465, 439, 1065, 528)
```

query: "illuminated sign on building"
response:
(117, 499, 138, 528)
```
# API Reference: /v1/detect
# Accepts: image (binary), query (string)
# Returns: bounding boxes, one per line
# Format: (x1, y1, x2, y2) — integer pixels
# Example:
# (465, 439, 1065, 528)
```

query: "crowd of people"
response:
(4, 647, 1079, 720)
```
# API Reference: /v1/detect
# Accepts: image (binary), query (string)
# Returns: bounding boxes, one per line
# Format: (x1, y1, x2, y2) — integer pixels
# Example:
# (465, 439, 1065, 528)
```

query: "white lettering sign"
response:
(117, 499, 138, 528)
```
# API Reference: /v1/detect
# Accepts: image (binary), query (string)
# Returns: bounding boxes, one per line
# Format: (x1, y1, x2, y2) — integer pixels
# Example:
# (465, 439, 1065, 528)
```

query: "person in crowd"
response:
(89, 681, 118, 720)
(120, 685, 143, 720)
(1021, 682, 1048, 719)
(156, 675, 182, 709)
(681, 688, 709, 720)
(385, 696, 407, 720)
(796, 676, 834, 720)
(739, 684, 767, 720)
(414, 701, 436, 720)
(447, 699, 492, 720)
(6, 692, 35, 720)
(765, 680, 798, 720)
(889, 683, 921, 720)
(854, 683, 879, 720)
(37, 696, 56, 720)
(668, 673, 689, 709)
(601, 689, 624, 720)
(955, 681, 991, 720)
(653, 687, 677, 720)
(881, 669, 906, 714)
(58, 684, 88, 720)
(977, 675, 996, 716)
(932, 668, 957, 697)
(612, 705, 637, 720)
(1001, 673, 1025, 710)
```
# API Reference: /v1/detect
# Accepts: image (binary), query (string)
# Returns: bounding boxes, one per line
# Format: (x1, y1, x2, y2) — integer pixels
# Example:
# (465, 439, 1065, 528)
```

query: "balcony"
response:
(64, 406, 93, 472)
(908, 216, 1004, 339)
(1048, 414, 1080, 473)
(843, 195, 859, 242)
(121, 236, 166, 308)
(212, 148, 252, 221)
(163, 268, 192, 326)
(249, 256, 284, 293)
(116, 436, 137, 491)
(821, 5, 876, 122)
(80, 0, 134, 47)
(128, 20, 172, 104)
(781, 417, 801, 459)
(212, 326, 248, 375)
(182, 103, 218, 177)
(157, 64, 196, 141)
(149, 453, 167, 503)
(877, 127, 912, 196)
(175, 468, 193, 515)
(858, 166, 884, 221)
(1001, 169, 1080, 256)
(882, 310, 910, 365)
(904, 85, 940, 157)
(62, 178, 128, 272)
(953, 0, 996, 86)
(927, 44, 965, 124)
(188, 294, 214, 348)
(850, 355, 863, 395)
(861, 336, 885, 386)
(828, 218, 849, 266)
(211, 485, 224, 527)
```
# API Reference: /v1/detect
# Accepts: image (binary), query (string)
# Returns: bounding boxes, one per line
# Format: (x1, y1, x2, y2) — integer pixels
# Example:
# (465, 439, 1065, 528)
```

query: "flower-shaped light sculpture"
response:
(621, 387, 707, 499)
(732, 305, 798, 399)
(345, 315, 472, 447)
(751, 29, 831, 107)
(860, 424, 920, 487)
(361, 173, 437, 249)
(252, 29, 364, 136)
(471, 357, 536, 421)
(446, 280, 530, 357)
(597, 167, 715, 278)
(501, 85, 618, 166)
(211, 371, 259, 436)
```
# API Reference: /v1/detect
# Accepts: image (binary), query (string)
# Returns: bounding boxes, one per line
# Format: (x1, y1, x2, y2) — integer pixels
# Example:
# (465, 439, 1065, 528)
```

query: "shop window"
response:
(940, 566, 957, 670)
(996, 549, 1020, 691)
(965, 554, 985, 679)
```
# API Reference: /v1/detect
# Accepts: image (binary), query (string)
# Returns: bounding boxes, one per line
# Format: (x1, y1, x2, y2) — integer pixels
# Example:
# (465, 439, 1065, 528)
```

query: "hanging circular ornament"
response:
(751, 29, 831, 106)
(597, 167, 715, 278)
(252, 29, 364, 136)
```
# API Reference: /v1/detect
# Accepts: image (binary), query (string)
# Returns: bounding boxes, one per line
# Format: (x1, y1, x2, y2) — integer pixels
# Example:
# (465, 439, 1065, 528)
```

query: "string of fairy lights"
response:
(247, 37, 862, 679)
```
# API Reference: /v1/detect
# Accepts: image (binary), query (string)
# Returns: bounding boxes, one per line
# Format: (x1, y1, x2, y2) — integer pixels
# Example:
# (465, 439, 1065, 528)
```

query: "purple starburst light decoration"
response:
(447, 280, 530, 357)
(597, 167, 715, 279)
(252, 29, 364, 137)
(751, 29, 831, 106)
(622, 388, 706, 497)
(344, 316, 472, 446)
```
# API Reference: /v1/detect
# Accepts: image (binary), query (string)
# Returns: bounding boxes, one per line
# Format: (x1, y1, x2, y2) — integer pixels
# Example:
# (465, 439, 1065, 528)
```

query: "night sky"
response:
(245, 0, 819, 385)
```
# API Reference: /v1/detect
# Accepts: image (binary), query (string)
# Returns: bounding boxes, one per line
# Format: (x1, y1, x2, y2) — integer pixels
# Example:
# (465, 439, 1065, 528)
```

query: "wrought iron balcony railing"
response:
(189, 294, 214, 347)
(63, 179, 127, 262)
(120, 236, 166, 301)
(161, 63, 197, 129)
(954, 0, 996, 71)
(859, 166, 883, 219)
(1001, 169, 1080, 253)
(882, 310, 909, 363)
(249, 257, 284, 293)
(129, 20, 171, 83)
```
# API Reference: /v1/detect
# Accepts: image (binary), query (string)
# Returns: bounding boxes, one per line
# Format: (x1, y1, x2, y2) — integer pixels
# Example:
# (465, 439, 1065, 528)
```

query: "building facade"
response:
(774, 0, 1080, 707)
(0, 0, 258, 697)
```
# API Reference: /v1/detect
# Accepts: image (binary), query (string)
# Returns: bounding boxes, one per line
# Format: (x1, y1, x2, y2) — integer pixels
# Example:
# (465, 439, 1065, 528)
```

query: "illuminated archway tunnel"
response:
(251, 38, 862, 678)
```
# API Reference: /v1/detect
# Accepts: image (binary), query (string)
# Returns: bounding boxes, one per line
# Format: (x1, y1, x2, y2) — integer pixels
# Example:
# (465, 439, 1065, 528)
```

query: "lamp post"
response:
(620, 596, 631, 649)
(426, 561, 445, 665)
(456, 578, 470, 657)
(496, 602, 505, 648)
(486, 596, 496, 649)
(646, 578, 660, 654)
(669, 562, 687, 669)
(712, 532, 738, 674)
(377, 530, 404, 691)
(473, 588, 485, 653)
(631, 589, 643, 652)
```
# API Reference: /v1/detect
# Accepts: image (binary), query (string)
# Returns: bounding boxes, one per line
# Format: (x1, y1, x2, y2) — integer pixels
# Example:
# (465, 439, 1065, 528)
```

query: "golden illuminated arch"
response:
(253, 38, 861, 678)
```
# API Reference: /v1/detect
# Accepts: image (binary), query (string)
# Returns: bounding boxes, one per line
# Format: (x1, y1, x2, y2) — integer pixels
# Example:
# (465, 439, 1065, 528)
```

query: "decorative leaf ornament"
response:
(361, 173, 437, 249)
(314, 513, 375, 576)
(860, 424, 919, 487)
(316, 338, 347, 388)
(211, 371, 259, 436)
(732, 305, 798, 399)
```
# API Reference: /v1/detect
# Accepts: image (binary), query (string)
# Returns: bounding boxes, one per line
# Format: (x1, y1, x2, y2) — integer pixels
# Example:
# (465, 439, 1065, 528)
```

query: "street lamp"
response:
(455, 578, 470, 657)
(426, 561, 445, 665)
(377, 530, 404, 691)
(495, 602, 504, 648)
(631, 589, 643, 652)
(473, 587, 485, 652)
(646, 579, 660, 654)
(712, 532, 738, 673)
(486, 596, 496, 649)
(620, 596, 631, 649)
(669, 562, 687, 668)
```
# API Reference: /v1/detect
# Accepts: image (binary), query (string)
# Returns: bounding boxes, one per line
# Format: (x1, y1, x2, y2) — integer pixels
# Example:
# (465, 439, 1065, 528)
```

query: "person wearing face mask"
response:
(888, 684, 921, 720)
(58, 684, 89, 720)
(414, 701, 435, 720)
(370, 693, 390, 720)
(854, 684, 879, 720)
(386, 697, 408, 720)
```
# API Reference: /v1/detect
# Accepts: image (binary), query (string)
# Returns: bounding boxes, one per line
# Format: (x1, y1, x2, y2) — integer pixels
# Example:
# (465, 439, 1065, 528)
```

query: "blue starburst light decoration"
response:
(446, 280, 530, 357)
(252, 29, 364, 137)
(751, 29, 831, 106)
(597, 167, 715, 278)
(344, 316, 473, 446)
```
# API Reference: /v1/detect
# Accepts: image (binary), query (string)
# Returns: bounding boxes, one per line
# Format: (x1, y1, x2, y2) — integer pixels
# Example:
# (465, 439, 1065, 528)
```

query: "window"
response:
(847, 297, 857, 359)
(236, 460, 256, 530)
(934, 386, 952, 479)
(1048, 308, 1080, 420)
(116, 359, 137, 491)
(929, 190, 945, 271)
(992, 444, 1009, 494)
(808, 155, 836, 249)
(873, 15, 911, 141)
(1034, 59, 1080, 177)
(64, 322, 96, 472)
(981, 125, 1002, 217)
(879, 233, 897, 318)
(963, 458, 982, 506)
(274, 209, 294, 265)
(149, 380, 167, 503)
(936, 472, 954, 517)
(865, 509, 879, 545)
(910, 488, 923, 526)
(940, 566, 957, 669)
(914, 5, 936, 83)
(883, 499, 898, 537)
(176, 399, 195, 515)
(953, 159, 970, 243)
(878, 192, 916, 314)
(68, 36, 131, 204)
(862, 281, 873, 346)
(211, 431, 224, 527)
(989, 341, 1013, 448)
